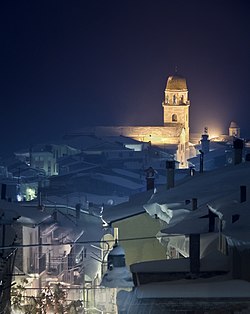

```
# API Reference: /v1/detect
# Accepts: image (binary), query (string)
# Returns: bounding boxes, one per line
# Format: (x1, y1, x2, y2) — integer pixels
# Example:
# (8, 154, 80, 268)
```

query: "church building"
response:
(93, 74, 191, 168)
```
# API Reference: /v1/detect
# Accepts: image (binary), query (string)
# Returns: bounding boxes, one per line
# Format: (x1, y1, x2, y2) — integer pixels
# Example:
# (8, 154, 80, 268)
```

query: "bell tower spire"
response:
(162, 75, 190, 143)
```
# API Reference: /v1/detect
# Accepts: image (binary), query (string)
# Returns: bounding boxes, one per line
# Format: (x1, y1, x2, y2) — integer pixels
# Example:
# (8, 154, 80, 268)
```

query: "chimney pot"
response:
(233, 139, 244, 165)
(192, 198, 198, 210)
(166, 160, 175, 189)
(1, 184, 7, 200)
(240, 185, 246, 203)
(75, 203, 82, 219)
(189, 234, 200, 275)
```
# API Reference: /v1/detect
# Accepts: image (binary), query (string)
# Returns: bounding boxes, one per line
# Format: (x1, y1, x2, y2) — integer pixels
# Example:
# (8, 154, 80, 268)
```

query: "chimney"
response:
(208, 209, 216, 232)
(232, 214, 240, 224)
(192, 198, 197, 210)
(199, 150, 204, 173)
(189, 167, 195, 176)
(75, 203, 82, 219)
(53, 209, 57, 221)
(240, 185, 246, 203)
(166, 160, 175, 189)
(29, 144, 33, 167)
(1, 184, 7, 200)
(188, 197, 200, 275)
(37, 191, 43, 210)
(189, 234, 200, 276)
(200, 127, 210, 154)
(233, 138, 244, 165)
(145, 167, 155, 191)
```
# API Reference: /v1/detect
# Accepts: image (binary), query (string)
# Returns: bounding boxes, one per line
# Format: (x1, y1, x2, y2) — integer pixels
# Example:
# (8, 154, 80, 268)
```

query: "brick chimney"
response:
(240, 185, 246, 203)
(166, 160, 175, 189)
(1, 184, 6, 200)
(145, 167, 155, 191)
(75, 203, 82, 219)
(233, 138, 244, 165)
(189, 198, 200, 275)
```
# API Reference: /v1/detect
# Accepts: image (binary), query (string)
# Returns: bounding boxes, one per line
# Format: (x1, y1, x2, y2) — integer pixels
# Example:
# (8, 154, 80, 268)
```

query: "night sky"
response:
(1, 0, 250, 154)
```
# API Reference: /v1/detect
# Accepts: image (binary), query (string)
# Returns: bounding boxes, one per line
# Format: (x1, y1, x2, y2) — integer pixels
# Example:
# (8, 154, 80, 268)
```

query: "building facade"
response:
(93, 75, 191, 168)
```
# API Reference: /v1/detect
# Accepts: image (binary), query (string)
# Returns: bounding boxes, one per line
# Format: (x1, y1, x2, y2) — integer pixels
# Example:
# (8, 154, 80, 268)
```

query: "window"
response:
(172, 114, 177, 122)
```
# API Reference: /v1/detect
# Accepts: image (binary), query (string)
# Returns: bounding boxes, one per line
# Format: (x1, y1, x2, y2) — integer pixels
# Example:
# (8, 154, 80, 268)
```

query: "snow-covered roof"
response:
(104, 162, 250, 249)
(134, 279, 250, 299)
(44, 192, 128, 208)
(117, 278, 250, 312)
(144, 162, 250, 217)
(112, 168, 141, 180)
(0, 200, 51, 226)
(84, 141, 131, 152)
(58, 158, 98, 174)
(130, 250, 229, 274)
(103, 189, 154, 224)
(57, 134, 104, 150)
(104, 135, 145, 145)
(207, 199, 250, 249)
(93, 172, 144, 190)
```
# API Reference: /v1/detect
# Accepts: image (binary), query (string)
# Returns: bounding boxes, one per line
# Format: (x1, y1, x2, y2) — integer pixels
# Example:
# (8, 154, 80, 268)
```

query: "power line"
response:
(0, 234, 163, 250)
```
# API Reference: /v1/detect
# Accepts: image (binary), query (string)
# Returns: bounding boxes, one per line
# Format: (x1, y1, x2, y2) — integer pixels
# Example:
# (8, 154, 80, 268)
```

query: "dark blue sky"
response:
(1, 0, 250, 153)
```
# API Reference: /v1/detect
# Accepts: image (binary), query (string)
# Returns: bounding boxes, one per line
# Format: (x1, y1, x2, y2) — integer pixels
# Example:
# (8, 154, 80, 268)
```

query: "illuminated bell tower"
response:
(162, 75, 190, 143)
(229, 121, 240, 138)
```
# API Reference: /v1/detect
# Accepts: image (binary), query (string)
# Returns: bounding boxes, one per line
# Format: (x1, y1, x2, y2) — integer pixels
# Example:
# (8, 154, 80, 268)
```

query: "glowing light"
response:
(203, 125, 224, 139)
(26, 187, 36, 201)
(17, 194, 22, 202)
(209, 132, 220, 139)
